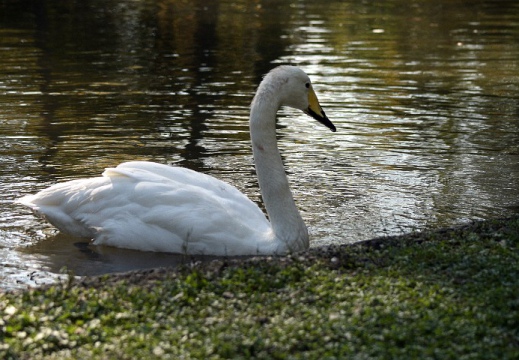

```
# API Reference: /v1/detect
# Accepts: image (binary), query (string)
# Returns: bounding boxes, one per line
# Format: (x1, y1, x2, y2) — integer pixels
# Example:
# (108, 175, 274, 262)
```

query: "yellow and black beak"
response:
(305, 87, 336, 132)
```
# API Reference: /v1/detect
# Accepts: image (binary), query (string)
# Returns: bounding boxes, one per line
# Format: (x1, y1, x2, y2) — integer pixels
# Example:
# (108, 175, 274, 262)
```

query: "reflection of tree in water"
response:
(152, 0, 294, 171)
(151, 0, 221, 172)
(13, 0, 299, 177)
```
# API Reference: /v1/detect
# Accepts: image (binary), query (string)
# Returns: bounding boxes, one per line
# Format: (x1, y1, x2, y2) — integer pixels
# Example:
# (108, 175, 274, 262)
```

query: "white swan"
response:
(17, 66, 336, 256)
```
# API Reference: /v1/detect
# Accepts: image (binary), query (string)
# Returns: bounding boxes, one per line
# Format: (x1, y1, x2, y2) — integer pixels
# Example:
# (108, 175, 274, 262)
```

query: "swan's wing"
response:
(18, 161, 273, 255)
(106, 161, 268, 224)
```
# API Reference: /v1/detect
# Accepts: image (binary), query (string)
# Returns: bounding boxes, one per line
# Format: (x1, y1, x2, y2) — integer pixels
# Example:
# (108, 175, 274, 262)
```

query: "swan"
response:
(17, 66, 336, 256)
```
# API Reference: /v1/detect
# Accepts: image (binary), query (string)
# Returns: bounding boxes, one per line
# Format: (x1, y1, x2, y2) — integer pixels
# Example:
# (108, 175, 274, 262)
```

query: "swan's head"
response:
(264, 66, 336, 132)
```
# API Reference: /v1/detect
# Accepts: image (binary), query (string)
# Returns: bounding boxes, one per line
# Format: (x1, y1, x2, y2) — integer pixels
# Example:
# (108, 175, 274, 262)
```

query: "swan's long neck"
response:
(249, 84, 309, 252)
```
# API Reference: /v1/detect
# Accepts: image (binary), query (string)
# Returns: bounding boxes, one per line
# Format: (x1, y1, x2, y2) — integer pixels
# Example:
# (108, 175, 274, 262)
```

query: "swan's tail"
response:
(16, 178, 107, 238)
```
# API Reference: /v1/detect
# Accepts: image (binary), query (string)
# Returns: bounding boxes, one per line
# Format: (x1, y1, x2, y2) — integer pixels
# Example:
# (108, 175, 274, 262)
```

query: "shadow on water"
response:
(16, 233, 243, 277)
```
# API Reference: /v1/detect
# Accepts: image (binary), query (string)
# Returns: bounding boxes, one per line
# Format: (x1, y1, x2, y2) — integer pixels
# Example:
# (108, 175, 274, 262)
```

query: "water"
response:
(1, 0, 518, 289)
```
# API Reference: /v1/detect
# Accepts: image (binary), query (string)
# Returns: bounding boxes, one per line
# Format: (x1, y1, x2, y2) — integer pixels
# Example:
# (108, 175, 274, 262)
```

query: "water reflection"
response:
(16, 233, 226, 277)
(1, 0, 518, 289)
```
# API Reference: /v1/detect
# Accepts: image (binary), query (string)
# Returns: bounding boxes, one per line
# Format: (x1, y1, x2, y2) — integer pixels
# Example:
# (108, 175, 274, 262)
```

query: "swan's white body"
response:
(17, 66, 336, 256)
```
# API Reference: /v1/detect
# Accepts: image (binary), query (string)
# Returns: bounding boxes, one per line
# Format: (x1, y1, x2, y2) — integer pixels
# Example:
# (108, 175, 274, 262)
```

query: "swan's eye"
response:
(305, 82, 310, 89)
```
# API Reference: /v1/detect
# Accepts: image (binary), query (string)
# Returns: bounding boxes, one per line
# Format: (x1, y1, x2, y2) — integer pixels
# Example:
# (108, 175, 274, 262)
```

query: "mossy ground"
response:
(1, 216, 518, 359)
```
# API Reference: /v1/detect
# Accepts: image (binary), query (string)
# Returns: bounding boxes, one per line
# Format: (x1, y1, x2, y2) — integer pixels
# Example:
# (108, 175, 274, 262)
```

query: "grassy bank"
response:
(1, 216, 518, 359)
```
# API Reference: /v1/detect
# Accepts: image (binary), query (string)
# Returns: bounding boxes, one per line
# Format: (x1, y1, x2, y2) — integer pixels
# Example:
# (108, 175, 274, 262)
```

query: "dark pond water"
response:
(1, 0, 518, 289)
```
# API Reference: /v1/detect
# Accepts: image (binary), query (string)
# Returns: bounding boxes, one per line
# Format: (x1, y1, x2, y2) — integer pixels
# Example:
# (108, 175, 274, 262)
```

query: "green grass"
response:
(1, 216, 518, 359)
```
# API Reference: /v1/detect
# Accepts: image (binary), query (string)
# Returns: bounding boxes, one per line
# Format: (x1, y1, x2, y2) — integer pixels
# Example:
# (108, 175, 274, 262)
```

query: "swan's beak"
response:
(305, 88, 336, 132)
